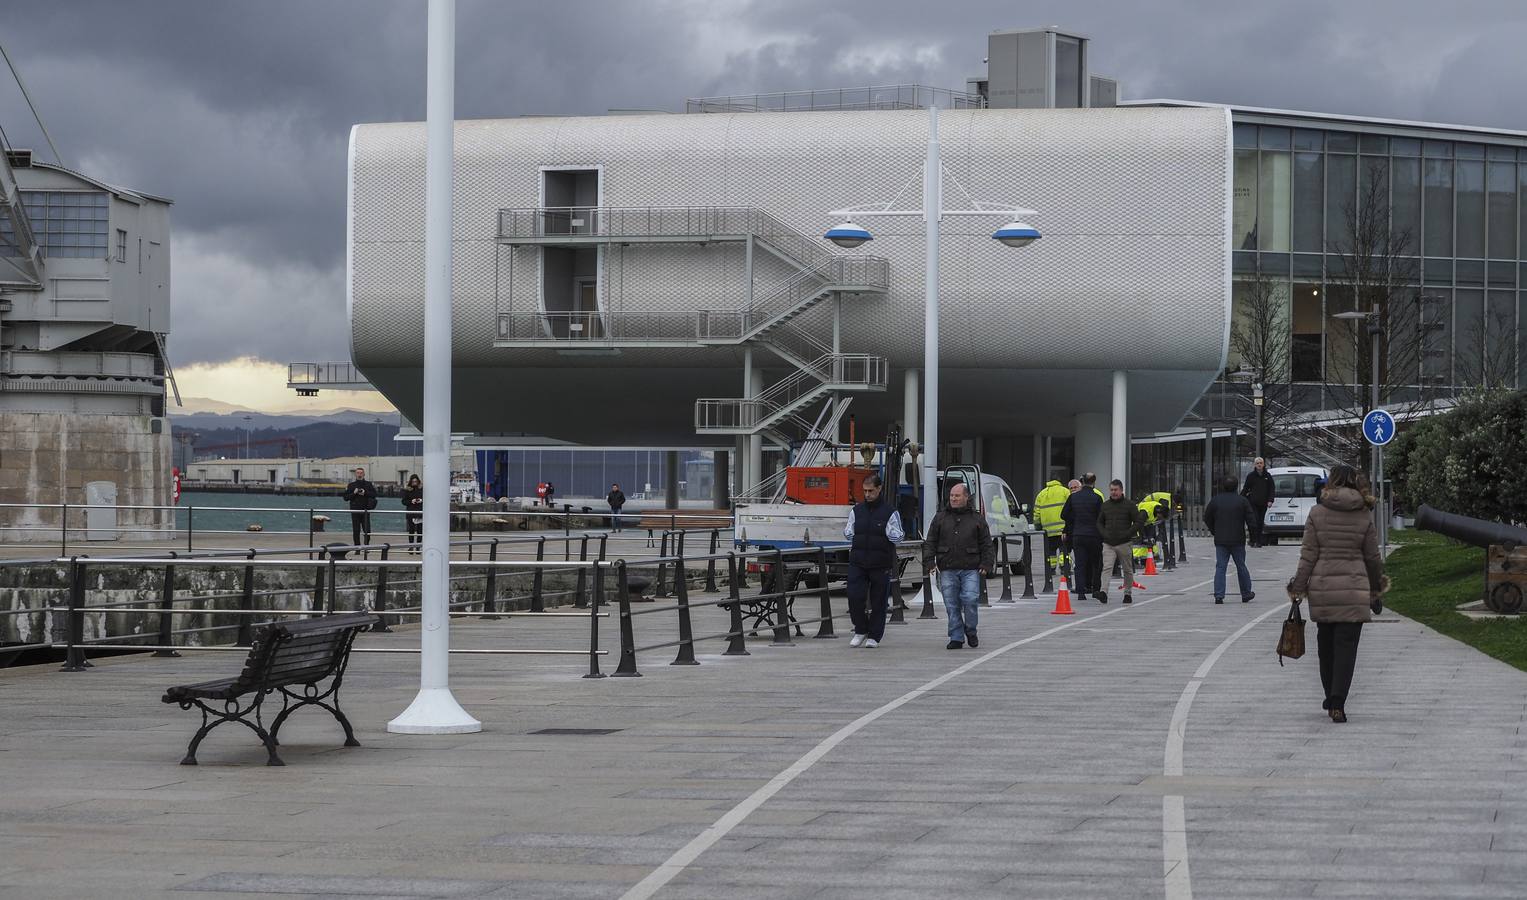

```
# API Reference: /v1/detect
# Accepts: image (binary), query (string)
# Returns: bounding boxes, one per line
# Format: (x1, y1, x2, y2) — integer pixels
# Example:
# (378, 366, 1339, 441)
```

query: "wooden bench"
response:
(161, 612, 379, 766)
(635, 509, 733, 530)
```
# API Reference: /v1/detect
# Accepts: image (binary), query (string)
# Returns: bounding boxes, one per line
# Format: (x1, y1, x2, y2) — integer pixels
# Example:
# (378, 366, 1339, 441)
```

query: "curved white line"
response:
(620, 578, 1214, 900)
(1162, 601, 1287, 900)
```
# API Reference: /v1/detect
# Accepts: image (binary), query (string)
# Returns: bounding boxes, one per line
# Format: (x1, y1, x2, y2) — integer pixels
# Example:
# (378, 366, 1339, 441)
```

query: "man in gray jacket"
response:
(923, 482, 994, 650)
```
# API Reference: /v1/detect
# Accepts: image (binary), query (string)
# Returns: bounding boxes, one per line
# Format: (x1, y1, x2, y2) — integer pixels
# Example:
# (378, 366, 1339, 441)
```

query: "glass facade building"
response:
(1227, 115, 1527, 405)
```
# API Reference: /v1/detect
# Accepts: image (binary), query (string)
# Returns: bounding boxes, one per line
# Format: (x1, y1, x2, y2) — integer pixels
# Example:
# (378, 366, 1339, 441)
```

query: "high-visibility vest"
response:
(1033, 480, 1069, 536)
(1146, 491, 1173, 517)
(1139, 498, 1161, 524)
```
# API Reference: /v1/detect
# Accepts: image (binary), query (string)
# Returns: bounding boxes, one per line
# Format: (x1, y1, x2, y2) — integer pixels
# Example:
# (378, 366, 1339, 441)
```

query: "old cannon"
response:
(1415, 504, 1527, 614)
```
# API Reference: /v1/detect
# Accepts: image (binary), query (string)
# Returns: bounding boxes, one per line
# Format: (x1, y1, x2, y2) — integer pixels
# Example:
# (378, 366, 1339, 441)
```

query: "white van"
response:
(1262, 466, 1329, 544)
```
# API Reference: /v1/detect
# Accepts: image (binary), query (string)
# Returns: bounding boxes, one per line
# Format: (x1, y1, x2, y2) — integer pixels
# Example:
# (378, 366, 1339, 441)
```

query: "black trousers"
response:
(1249, 506, 1267, 546)
(1072, 538, 1103, 593)
(1317, 622, 1363, 708)
(350, 512, 371, 547)
(846, 563, 890, 641)
(406, 513, 422, 544)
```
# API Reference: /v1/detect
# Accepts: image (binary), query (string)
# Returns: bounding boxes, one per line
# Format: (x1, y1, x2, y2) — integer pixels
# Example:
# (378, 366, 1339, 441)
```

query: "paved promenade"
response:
(4, 544, 1527, 898)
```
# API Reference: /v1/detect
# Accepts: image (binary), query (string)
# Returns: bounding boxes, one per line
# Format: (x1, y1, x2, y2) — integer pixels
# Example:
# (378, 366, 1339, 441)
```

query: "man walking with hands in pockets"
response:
(924, 481, 994, 650)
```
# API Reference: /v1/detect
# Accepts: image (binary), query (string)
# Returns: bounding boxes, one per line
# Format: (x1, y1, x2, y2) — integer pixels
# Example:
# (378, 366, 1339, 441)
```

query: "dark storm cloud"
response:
(1, 1, 1522, 366)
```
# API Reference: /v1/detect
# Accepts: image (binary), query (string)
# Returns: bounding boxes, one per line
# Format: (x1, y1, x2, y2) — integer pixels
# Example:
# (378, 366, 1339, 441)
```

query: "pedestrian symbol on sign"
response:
(1362, 409, 1396, 447)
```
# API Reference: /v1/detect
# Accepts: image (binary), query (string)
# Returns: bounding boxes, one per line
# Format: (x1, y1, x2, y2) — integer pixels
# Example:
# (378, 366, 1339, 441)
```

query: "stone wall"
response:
(0, 413, 173, 543)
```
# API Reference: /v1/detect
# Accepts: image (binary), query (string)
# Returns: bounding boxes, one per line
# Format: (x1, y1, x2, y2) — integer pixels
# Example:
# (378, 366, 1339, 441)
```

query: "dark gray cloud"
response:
(2, 1, 1522, 366)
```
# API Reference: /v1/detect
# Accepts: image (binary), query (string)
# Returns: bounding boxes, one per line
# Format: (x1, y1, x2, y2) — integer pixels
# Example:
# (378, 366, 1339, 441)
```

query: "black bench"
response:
(161, 612, 379, 766)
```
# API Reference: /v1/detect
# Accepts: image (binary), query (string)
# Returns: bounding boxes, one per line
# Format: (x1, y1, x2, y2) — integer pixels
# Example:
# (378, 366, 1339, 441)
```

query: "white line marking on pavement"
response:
(620, 577, 1214, 900)
(1162, 600, 1287, 900)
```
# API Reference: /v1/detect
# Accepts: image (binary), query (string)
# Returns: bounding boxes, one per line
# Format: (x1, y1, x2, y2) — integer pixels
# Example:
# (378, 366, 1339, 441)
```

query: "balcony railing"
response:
(685, 84, 984, 114)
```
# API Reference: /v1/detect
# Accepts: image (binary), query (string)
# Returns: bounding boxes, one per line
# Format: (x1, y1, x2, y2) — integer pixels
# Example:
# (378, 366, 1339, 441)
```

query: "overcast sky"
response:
(2, 0, 1524, 401)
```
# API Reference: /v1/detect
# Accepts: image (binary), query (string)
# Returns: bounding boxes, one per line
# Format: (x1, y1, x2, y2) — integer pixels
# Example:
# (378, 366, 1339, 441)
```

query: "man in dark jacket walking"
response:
(842, 474, 904, 648)
(342, 467, 379, 556)
(1205, 475, 1257, 603)
(1241, 457, 1276, 547)
(1060, 478, 1105, 597)
(606, 483, 626, 531)
(923, 482, 994, 649)
(1096, 479, 1142, 604)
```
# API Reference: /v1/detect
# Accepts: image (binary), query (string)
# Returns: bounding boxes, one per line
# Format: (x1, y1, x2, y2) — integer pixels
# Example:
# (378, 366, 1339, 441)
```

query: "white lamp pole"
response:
(921, 105, 942, 530)
(824, 105, 1039, 529)
(388, 0, 481, 735)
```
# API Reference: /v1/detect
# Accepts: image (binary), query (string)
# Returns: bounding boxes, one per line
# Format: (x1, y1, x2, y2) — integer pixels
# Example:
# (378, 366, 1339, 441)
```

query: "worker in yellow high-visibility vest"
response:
(1034, 479, 1070, 576)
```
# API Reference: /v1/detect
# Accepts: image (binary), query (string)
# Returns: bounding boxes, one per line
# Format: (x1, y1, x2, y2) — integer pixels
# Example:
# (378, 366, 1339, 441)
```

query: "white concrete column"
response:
(747, 365, 764, 494)
(1074, 413, 1111, 486)
(1111, 370, 1128, 487)
(902, 369, 919, 448)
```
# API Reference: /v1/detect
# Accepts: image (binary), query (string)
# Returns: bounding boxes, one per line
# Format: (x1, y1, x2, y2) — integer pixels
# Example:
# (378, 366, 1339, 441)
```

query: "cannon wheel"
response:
(1487, 582, 1524, 615)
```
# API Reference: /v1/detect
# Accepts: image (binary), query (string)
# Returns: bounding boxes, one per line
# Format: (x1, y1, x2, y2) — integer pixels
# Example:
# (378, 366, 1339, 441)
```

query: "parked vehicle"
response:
(1261, 465, 1329, 544)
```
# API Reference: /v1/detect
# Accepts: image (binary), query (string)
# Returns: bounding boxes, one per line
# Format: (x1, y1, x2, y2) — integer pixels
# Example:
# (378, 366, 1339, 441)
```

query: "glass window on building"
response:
(1292, 129, 1322, 152)
(1520, 165, 1527, 260)
(1487, 290, 1517, 388)
(115, 229, 127, 262)
(1520, 292, 1527, 388)
(1324, 284, 1359, 385)
(1258, 151, 1291, 252)
(1423, 159, 1453, 256)
(1360, 156, 1391, 240)
(1454, 289, 1485, 385)
(1420, 290, 1452, 385)
(1392, 157, 1422, 250)
(1487, 161, 1516, 259)
(1455, 160, 1486, 258)
(1292, 153, 1323, 252)
(0, 190, 110, 259)
(1326, 154, 1356, 252)
(1291, 283, 1323, 382)
(1232, 149, 1258, 250)
(1230, 278, 1292, 380)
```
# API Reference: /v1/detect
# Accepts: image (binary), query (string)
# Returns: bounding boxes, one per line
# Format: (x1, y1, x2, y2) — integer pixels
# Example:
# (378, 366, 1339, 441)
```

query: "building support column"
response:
(747, 364, 763, 498)
(1032, 433, 1045, 495)
(1074, 413, 1111, 485)
(902, 368, 919, 449)
(1203, 427, 1214, 507)
(1111, 370, 1128, 486)
(712, 450, 730, 509)
(664, 450, 680, 509)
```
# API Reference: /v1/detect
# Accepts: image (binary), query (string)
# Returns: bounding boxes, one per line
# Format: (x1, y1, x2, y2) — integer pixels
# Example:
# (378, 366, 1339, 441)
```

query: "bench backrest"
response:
(232, 613, 378, 693)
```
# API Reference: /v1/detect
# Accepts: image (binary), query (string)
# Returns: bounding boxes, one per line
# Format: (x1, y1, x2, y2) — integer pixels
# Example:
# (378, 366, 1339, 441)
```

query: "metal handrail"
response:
(685, 84, 984, 114)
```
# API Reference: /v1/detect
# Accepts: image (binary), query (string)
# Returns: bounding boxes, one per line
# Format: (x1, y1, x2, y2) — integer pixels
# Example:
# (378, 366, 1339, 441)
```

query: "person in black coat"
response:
(1241, 457, 1277, 547)
(1204, 475, 1257, 603)
(401, 474, 423, 553)
(1060, 480, 1105, 596)
(606, 483, 627, 531)
(342, 467, 379, 555)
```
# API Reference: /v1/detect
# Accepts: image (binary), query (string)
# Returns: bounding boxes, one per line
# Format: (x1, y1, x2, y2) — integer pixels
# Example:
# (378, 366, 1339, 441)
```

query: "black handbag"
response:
(1277, 601, 1306, 666)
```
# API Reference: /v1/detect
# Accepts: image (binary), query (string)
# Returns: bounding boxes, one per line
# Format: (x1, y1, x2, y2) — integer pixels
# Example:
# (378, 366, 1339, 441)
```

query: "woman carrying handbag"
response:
(1287, 465, 1386, 723)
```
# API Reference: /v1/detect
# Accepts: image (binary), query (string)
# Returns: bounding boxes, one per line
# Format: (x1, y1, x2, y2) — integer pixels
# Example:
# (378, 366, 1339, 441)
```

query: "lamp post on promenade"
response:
(824, 104, 1040, 529)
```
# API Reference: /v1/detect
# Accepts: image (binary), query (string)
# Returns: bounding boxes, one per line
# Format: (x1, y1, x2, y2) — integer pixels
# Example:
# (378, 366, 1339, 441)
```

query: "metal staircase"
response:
(1188, 388, 1349, 469)
(494, 204, 891, 449)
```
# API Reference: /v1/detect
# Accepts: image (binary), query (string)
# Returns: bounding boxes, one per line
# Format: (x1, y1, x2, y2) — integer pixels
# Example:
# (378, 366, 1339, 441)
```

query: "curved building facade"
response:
(349, 105, 1230, 494)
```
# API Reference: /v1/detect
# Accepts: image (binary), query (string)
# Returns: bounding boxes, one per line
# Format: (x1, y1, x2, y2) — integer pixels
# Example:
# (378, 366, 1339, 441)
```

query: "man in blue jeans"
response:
(1203, 474, 1257, 604)
(923, 482, 994, 649)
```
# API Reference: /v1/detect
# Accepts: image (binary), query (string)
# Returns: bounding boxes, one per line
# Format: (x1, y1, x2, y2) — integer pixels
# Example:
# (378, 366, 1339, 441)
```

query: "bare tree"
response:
(1325, 158, 1430, 473)
(1455, 302, 1520, 394)
(1227, 270, 1296, 457)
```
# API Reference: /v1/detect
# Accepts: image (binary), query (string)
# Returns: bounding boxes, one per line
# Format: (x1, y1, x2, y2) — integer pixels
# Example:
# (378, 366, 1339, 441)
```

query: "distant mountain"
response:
(171, 400, 402, 431)
(175, 421, 407, 463)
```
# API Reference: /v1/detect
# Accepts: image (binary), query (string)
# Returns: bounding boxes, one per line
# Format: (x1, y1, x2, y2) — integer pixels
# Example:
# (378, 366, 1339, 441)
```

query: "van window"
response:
(1274, 473, 1323, 498)
(984, 481, 1008, 517)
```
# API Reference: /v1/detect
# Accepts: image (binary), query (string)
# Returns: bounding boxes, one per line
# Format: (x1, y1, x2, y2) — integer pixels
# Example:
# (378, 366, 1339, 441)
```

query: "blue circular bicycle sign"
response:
(1362, 409, 1396, 446)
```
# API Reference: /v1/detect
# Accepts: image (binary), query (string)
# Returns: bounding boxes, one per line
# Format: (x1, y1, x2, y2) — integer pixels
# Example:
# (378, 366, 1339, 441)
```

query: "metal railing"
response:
(686, 84, 984, 114)
(286, 361, 367, 387)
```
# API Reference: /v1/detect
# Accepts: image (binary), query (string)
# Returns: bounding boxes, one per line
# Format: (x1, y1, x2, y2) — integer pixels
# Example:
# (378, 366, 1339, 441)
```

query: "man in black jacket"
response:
(1240, 457, 1276, 547)
(606, 483, 626, 531)
(1205, 475, 1257, 603)
(1060, 478, 1105, 598)
(342, 467, 378, 555)
(923, 482, 993, 649)
(1096, 479, 1142, 604)
(842, 474, 905, 648)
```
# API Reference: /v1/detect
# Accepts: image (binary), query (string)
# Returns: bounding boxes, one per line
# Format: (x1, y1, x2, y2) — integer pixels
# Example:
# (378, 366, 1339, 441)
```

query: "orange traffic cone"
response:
(1143, 553, 1159, 576)
(1051, 574, 1074, 615)
(1132, 580, 1148, 591)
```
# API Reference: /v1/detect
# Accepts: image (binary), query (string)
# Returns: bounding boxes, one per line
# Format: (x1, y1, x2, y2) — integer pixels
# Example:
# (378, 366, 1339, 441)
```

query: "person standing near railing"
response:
(606, 482, 626, 531)
(342, 467, 378, 557)
(402, 474, 423, 553)
(843, 473, 903, 649)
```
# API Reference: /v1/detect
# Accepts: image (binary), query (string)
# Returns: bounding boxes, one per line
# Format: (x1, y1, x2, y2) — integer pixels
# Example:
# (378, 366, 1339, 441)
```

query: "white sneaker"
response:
(849, 634, 866, 647)
(864, 638, 879, 648)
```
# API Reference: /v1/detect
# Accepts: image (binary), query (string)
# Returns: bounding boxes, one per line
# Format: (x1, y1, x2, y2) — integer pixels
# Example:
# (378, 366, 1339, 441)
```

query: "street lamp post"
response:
(825, 104, 1040, 529)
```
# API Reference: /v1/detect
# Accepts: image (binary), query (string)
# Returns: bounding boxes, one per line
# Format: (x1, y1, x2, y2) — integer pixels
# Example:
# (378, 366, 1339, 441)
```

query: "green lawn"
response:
(1384, 530, 1527, 672)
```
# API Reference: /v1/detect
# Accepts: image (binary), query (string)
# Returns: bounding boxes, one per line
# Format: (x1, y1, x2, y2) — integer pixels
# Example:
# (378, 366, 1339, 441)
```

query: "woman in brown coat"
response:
(1289, 465, 1384, 722)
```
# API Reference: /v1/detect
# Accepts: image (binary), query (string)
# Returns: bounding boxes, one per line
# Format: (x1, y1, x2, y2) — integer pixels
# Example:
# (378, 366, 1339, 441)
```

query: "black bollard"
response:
(612, 562, 641, 677)
(919, 566, 938, 619)
(705, 529, 719, 593)
(655, 532, 671, 599)
(60, 558, 88, 672)
(1021, 532, 1038, 599)
(813, 548, 835, 639)
(238, 550, 259, 644)
(671, 565, 699, 666)
(889, 558, 907, 625)
(770, 548, 794, 646)
(723, 554, 749, 656)
(153, 554, 181, 657)
(998, 536, 1014, 602)
(1177, 515, 1188, 564)
(583, 561, 605, 678)
(531, 537, 546, 612)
